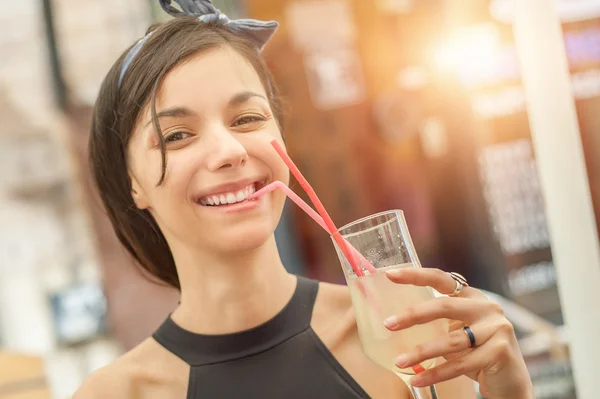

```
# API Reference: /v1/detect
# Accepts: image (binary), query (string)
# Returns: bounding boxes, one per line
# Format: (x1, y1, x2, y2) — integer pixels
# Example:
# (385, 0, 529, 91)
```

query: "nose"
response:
(205, 127, 249, 171)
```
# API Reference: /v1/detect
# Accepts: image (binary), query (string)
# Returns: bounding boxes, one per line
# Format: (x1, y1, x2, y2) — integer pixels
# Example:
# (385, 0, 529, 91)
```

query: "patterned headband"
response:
(117, 0, 279, 88)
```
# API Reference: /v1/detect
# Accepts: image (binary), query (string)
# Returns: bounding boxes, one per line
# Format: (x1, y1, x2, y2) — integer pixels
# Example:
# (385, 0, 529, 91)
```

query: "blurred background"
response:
(1, 0, 599, 398)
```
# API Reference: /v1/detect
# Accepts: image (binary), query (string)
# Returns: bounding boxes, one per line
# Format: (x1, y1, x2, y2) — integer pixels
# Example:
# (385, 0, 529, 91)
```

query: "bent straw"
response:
(251, 181, 375, 273)
(252, 181, 327, 230)
(268, 140, 377, 276)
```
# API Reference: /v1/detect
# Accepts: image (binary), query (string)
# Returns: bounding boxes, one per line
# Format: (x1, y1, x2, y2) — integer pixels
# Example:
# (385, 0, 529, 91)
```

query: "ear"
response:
(130, 174, 150, 210)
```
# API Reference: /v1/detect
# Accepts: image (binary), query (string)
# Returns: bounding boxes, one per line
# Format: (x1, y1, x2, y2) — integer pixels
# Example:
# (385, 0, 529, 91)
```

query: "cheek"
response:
(145, 153, 200, 209)
(268, 144, 290, 186)
(130, 146, 163, 186)
(275, 161, 290, 186)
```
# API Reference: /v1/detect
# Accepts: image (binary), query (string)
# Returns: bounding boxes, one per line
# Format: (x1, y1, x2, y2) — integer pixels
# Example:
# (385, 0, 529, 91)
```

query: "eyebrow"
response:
(144, 91, 267, 128)
(145, 106, 197, 127)
(228, 91, 267, 107)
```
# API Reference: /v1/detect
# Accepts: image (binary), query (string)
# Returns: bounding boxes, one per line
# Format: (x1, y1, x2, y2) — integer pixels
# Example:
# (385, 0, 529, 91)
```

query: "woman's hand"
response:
(384, 268, 534, 399)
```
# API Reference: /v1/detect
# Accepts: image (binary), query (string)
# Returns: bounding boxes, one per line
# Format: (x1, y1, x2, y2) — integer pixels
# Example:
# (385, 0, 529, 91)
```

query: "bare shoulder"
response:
(74, 338, 189, 399)
(312, 281, 354, 334)
(311, 279, 358, 353)
(311, 280, 356, 360)
(73, 351, 136, 398)
(73, 360, 131, 398)
(314, 280, 353, 314)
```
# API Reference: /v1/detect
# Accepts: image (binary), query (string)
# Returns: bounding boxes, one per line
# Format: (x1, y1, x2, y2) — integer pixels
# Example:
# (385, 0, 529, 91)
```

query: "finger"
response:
(448, 319, 465, 332)
(384, 297, 491, 330)
(408, 343, 488, 387)
(409, 333, 516, 388)
(394, 322, 496, 370)
(386, 267, 486, 299)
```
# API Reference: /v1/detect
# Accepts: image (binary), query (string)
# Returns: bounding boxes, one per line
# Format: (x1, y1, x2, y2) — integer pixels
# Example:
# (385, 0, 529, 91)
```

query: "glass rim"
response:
(331, 209, 404, 237)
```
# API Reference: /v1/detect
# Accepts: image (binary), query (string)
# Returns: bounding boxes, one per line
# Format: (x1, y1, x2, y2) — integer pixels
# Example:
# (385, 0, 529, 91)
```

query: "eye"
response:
(164, 131, 192, 143)
(232, 114, 266, 127)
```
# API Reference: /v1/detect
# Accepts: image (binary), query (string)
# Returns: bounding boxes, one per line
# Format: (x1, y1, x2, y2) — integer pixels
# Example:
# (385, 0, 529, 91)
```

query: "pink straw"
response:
(251, 181, 376, 272)
(252, 181, 328, 231)
(267, 140, 376, 276)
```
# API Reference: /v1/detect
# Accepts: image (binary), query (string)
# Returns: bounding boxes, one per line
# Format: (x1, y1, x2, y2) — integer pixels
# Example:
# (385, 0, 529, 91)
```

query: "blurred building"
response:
(0, 0, 153, 397)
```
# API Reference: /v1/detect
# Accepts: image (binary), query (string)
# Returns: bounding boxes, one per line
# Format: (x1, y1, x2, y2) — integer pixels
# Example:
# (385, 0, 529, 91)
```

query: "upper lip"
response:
(193, 178, 265, 202)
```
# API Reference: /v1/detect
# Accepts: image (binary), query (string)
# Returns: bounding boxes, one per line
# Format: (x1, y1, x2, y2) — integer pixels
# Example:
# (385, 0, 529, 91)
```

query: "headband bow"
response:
(118, 0, 278, 88)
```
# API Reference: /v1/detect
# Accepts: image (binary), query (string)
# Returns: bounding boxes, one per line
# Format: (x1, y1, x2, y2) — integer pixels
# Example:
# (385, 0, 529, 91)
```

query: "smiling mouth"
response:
(196, 181, 265, 207)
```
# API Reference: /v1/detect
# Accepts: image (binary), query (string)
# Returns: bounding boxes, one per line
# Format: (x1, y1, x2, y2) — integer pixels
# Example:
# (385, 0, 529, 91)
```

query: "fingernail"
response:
(386, 269, 403, 277)
(384, 316, 399, 329)
(395, 354, 409, 368)
(410, 375, 424, 387)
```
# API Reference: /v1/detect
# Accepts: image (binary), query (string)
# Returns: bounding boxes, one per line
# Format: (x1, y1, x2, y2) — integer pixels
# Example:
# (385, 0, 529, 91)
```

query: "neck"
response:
(170, 235, 297, 335)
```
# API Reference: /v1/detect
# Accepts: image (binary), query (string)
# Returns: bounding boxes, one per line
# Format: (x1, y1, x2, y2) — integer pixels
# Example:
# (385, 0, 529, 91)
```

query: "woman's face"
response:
(127, 47, 288, 254)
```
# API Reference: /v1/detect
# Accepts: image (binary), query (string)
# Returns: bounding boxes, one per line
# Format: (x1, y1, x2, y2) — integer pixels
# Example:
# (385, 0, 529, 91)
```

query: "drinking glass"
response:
(332, 210, 448, 399)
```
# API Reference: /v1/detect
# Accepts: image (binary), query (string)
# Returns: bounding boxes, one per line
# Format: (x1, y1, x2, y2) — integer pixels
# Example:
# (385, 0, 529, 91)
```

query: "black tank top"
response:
(152, 276, 371, 398)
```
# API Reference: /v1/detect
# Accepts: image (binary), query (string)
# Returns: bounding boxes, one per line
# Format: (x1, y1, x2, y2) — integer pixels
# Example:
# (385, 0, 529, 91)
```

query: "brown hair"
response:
(89, 17, 283, 290)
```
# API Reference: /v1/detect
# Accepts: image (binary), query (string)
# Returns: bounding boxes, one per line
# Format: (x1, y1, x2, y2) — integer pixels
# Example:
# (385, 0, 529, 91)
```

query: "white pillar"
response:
(513, 2, 600, 398)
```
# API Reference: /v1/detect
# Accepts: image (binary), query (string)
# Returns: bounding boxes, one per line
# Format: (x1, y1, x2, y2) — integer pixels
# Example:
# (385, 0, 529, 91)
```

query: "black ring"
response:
(463, 326, 476, 348)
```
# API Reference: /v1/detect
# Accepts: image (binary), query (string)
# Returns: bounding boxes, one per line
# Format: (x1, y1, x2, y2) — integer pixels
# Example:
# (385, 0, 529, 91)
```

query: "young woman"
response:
(75, 1, 534, 398)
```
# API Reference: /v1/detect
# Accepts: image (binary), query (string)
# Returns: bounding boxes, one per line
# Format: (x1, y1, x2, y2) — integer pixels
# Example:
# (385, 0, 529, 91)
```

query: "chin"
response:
(208, 224, 275, 253)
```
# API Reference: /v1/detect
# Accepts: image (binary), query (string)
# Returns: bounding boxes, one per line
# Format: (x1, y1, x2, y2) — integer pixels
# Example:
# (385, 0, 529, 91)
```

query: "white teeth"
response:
(199, 183, 259, 206)
(236, 190, 245, 202)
